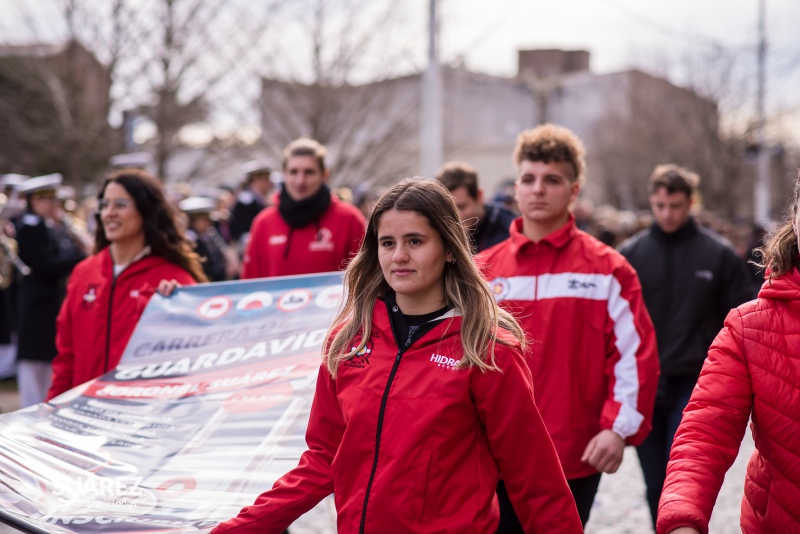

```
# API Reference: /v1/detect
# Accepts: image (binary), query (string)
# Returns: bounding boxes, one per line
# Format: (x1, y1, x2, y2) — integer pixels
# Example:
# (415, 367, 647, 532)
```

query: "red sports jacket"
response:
(241, 196, 365, 279)
(212, 300, 582, 533)
(47, 248, 196, 400)
(658, 270, 800, 534)
(477, 217, 659, 479)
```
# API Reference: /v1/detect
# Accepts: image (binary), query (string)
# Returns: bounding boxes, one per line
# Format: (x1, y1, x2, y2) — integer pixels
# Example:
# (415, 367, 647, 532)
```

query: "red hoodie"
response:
(241, 196, 365, 279)
(658, 269, 800, 533)
(47, 248, 196, 400)
(212, 300, 582, 534)
(477, 217, 659, 479)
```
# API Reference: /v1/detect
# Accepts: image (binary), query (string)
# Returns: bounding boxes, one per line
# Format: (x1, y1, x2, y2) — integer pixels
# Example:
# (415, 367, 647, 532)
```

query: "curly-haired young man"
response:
(478, 124, 659, 530)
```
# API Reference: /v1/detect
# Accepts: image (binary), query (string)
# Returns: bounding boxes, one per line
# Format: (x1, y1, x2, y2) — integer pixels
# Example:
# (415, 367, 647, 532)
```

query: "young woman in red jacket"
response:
(212, 178, 582, 533)
(658, 170, 800, 534)
(46, 169, 206, 400)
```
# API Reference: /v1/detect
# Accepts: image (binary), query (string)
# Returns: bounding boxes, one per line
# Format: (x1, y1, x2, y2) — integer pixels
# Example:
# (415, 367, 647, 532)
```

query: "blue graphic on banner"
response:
(0, 274, 343, 533)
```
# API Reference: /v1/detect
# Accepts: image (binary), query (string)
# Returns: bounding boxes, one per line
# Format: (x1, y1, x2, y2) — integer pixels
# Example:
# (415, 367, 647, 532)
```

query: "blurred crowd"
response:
(0, 154, 767, 394)
(0, 154, 768, 383)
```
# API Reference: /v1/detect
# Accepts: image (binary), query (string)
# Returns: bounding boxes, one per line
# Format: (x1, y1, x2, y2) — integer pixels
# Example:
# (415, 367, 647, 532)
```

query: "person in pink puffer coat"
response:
(657, 169, 800, 534)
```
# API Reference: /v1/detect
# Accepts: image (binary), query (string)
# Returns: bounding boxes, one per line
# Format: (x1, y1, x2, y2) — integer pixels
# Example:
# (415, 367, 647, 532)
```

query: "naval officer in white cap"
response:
(179, 196, 230, 282)
(15, 173, 87, 407)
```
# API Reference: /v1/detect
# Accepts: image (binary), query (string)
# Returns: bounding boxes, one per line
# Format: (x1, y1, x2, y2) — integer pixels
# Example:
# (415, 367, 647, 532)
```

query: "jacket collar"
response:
(508, 214, 577, 255)
(650, 218, 698, 242)
(758, 267, 800, 302)
(374, 296, 461, 343)
(100, 246, 165, 279)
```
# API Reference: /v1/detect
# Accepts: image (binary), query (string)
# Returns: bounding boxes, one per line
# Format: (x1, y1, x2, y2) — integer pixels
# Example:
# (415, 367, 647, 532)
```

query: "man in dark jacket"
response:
(15, 173, 87, 407)
(229, 161, 275, 245)
(436, 161, 517, 253)
(618, 164, 754, 527)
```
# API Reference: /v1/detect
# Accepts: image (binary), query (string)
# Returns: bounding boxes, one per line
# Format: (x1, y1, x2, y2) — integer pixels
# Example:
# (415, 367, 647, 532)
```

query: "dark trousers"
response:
(495, 472, 602, 532)
(636, 376, 697, 528)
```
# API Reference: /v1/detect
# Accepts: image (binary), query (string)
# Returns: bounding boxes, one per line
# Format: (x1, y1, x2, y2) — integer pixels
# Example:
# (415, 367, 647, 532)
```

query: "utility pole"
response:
(420, 0, 443, 178)
(754, 0, 770, 226)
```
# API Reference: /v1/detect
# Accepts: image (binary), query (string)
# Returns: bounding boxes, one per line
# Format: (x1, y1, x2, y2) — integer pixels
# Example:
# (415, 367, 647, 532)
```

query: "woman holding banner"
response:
(212, 178, 581, 533)
(46, 169, 206, 401)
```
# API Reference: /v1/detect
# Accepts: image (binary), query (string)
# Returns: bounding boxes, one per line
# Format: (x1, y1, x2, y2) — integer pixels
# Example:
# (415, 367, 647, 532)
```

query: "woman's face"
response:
(100, 182, 144, 246)
(377, 209, 453, 314)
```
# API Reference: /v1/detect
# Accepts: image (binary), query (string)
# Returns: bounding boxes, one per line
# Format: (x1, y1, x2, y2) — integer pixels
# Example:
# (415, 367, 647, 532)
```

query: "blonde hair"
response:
(757, 169, 800, 280)
(325, 178, 525, 377)
(282, 137, 327, 172)
(513, 123, 586, 184)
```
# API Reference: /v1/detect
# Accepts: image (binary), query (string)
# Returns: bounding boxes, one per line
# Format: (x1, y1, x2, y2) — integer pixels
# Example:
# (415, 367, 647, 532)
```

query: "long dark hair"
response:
(757, 169, 800, 281)
(325, 177, 525, 377)
(94, 169, 207, 283)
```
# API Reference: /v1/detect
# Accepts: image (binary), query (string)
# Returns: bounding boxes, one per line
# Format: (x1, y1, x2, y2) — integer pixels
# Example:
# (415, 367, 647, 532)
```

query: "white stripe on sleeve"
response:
(607, 276, 644, 438)
(488, 276, 536, 302)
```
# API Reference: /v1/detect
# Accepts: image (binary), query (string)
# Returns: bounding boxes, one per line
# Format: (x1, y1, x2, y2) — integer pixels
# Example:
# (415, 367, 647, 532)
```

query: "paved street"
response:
(587, 431, 752, 534)
(0, 386, 753, 533)
(288, 431, 754, 533)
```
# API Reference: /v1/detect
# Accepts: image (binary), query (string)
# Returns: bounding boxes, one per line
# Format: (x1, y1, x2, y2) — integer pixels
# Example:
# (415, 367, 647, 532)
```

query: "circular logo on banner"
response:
(236, 291, 274, 315)
(197, 296, 232, 319)
(315, 285, 344, 309)
(277, 289, 312, 312)
(489, 277, 510, 301)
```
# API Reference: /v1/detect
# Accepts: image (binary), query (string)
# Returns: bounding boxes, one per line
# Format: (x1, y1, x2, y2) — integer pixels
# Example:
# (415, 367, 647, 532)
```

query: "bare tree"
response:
(1, 0, 291, 183)
(1, 0, 424, 188)
(589, 43, 793, 220)
(0, 40, 119, 183)
(258, 0, 421, 188)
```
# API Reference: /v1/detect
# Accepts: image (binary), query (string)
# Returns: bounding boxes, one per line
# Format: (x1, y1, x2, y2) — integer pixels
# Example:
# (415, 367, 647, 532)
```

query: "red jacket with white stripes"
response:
(212, 299, 582, 534)
(241, 196, 365, 279)
(478, 217, 659, 479)
(657, 270, 800, 534)
(46, 249, 196, 400)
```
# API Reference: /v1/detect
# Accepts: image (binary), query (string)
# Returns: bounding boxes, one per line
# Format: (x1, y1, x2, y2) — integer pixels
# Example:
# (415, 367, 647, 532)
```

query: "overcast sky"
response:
(1, 0, 798, 143)
(428, 0, 800, 142)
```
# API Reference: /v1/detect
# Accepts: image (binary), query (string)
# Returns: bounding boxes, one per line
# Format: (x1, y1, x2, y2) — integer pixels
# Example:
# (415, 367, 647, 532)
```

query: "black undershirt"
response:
(383, 293, 451, 349)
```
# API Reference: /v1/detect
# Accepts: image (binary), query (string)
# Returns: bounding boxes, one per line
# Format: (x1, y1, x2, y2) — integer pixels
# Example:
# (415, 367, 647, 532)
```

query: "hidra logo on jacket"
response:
(344, 338, 373, 369)
(430, 353, 459, 370)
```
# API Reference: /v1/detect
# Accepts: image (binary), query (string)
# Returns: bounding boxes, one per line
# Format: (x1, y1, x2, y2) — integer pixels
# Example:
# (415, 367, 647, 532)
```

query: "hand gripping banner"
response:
(0, 273, 343, 533)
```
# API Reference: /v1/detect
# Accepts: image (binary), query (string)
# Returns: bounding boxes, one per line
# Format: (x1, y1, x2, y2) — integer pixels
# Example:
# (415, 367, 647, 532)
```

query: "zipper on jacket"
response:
(103, 274, 117, 373)
(358, 301, 447, 533)
(358, 346, 405, 534)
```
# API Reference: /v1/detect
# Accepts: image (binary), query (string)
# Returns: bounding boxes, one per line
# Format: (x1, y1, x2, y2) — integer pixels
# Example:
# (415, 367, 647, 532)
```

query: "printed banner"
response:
(0, 273, 343, 533)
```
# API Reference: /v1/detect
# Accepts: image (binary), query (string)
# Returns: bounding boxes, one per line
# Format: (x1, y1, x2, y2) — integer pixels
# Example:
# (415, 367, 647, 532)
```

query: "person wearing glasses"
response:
(46, 169, 207, 401)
